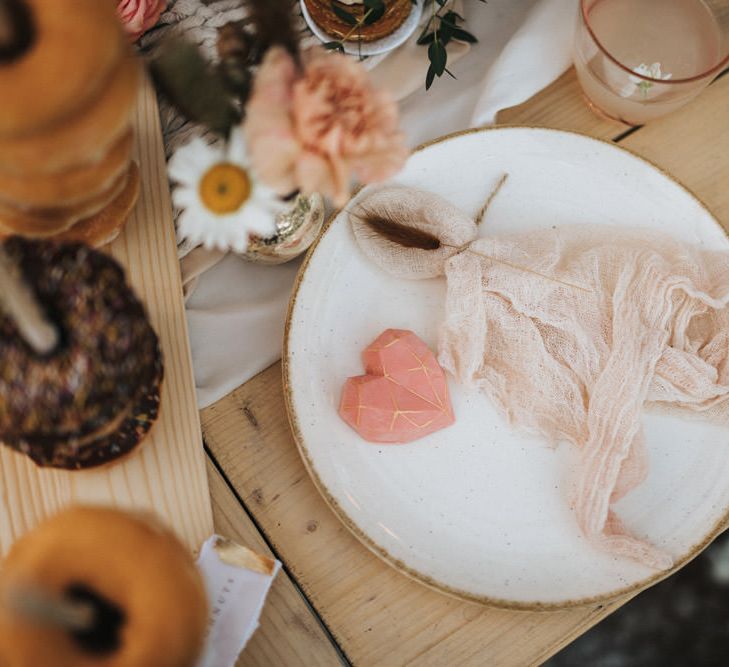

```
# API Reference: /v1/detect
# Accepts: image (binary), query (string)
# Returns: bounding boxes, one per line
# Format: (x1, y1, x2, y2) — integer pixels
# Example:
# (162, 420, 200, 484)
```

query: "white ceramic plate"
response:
(300, 0, 423, 57)
(284, 127, 729, 609)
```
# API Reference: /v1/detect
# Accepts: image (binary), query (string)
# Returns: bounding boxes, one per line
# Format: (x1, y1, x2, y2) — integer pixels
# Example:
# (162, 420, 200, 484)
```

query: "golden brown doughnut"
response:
(0, 236, 163, 469)
(304, 0, 413, 42)
(0, 130, 134, 208)
(0, 506, 208, 667)
(0, 54, 140, 175)
(0, 0, 126, 138)
(0, 168, 129, 237)
(54, 162, 140, 248)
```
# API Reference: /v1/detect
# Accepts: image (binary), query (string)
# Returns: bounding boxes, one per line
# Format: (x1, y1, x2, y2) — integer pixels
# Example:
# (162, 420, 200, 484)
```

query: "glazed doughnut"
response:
(0, 0, 125, 138)
(52, 162, 141, 248)
(0, 167, 129, 237)
(0, 130, 134, 208)
(4, 353, 162, 469)
(0, 54, 140, 174)
(0, 238, 162, 457)
(0, 506, 208, 667)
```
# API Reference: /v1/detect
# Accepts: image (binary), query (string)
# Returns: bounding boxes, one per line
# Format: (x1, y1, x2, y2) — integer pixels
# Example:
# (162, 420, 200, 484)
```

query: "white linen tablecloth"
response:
(186, 0, 578, 407)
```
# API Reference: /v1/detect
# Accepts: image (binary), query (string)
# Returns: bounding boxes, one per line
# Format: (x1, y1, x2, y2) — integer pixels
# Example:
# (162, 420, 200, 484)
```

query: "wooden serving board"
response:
(0, 78, 214, 555)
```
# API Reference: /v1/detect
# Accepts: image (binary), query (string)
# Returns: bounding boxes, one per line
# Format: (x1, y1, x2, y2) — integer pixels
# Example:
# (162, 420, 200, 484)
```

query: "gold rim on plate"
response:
(282, 125, 729, 611)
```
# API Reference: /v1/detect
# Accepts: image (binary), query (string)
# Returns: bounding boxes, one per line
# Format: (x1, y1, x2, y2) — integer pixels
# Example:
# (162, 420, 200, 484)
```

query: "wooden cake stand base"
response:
(0, 77, 214, 555)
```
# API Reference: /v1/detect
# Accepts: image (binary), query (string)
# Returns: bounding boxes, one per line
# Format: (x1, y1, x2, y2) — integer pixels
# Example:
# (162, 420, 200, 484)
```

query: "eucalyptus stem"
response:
(417, 0, 449, 43)
(431, 0, 438, 40)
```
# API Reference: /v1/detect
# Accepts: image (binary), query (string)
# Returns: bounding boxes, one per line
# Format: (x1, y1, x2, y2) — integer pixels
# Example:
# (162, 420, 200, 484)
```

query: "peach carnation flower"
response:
(244, 46, 408, 206)
(117, 0, 166, 41)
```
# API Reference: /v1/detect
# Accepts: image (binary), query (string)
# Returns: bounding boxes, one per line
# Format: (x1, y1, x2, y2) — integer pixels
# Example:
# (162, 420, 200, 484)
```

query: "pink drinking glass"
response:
(574, 0, 729, 125)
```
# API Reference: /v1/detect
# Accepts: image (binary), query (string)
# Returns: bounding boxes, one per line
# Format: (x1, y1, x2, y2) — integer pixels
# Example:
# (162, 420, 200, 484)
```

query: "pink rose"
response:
(117, 0, 166, 41)
(244, 47, 409, 206)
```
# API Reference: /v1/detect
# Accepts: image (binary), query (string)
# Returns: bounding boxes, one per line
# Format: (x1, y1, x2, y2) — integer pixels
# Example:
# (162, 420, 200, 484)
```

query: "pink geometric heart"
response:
(339, 329, 455, 443)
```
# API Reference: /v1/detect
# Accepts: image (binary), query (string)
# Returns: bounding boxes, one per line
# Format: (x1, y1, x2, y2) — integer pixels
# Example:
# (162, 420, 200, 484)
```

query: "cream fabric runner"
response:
(147, 0, 578, 407)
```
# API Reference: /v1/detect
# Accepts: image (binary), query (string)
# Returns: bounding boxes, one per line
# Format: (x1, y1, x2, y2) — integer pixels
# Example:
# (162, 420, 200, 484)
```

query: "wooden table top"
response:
(200, 67, 729, 667)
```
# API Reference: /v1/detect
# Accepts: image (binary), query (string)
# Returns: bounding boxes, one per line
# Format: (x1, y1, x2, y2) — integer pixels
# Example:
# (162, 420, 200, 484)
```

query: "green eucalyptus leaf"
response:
(428, 39, 447, 76)
(364, 3, 386, 25)
(450, 27, 478, 43)
(331, 2, 357, 25)
(420, 0, 484, 93)
(439, 20, 453, 44)
(445, 10, 465, 22)
(218, 57, 253, 101)
(425, 63, 436, 90)
(440, 12, 460, 27)
(151, 37, 239, 137)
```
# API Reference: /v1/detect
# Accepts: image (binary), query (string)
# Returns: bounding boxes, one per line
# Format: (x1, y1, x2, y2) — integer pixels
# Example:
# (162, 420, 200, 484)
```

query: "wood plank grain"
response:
(202, 366, 627, 667)
(0, 77, 213, 555)
(496, 67, 629, 140)
(207, 459, 344, 667)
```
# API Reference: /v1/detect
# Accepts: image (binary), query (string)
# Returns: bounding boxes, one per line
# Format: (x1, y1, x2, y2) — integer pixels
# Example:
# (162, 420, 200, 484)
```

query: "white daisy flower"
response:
(622, 62, 672, 98)
(168, 127, 283, 254)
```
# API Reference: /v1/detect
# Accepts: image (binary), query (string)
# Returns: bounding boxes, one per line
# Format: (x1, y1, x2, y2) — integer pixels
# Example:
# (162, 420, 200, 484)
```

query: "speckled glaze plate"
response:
(300, 0, 423, 57)
(284, 127, 729, 609)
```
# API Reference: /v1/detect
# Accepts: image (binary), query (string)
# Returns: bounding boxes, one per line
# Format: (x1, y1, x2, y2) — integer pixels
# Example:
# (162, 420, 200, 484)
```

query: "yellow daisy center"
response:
(199, 163, 251, 214)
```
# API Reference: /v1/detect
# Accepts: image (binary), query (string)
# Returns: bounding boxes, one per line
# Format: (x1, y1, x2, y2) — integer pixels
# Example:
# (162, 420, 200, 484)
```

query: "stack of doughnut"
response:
(0, 0, 141, 247)
(0, 237, 163, 470)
